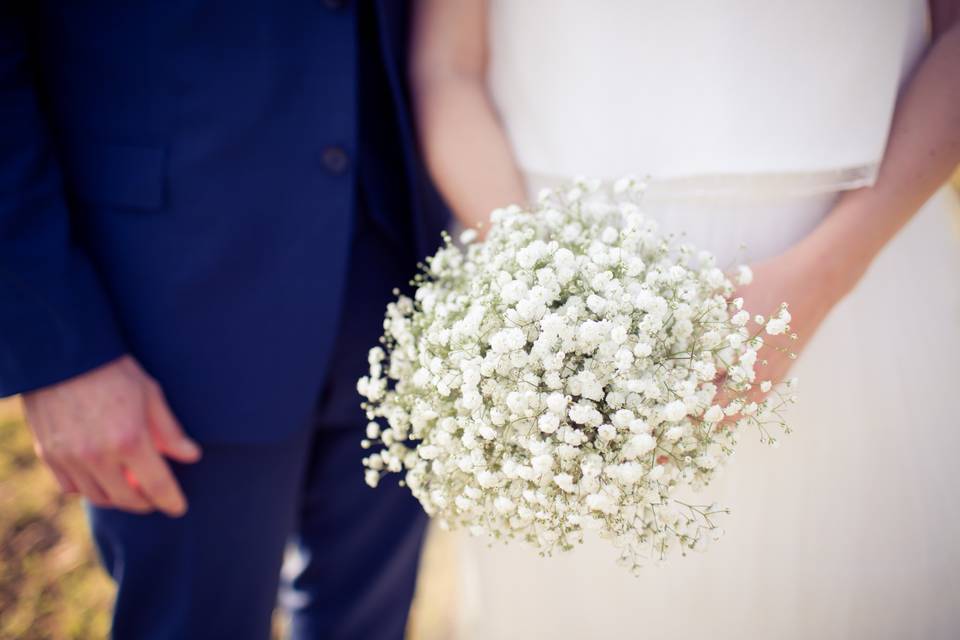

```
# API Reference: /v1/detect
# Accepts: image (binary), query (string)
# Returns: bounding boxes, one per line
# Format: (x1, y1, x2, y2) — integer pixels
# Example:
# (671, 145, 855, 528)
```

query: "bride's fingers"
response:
(712, 367, 752, 408)
(710, 372, 744, 428)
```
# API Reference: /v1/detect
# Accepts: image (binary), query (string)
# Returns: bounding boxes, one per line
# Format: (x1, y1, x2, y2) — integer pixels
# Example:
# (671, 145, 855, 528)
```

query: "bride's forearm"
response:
(410, 0, 525, 234)
(412, 76, 527, 232)
(797, 21, 960, 301)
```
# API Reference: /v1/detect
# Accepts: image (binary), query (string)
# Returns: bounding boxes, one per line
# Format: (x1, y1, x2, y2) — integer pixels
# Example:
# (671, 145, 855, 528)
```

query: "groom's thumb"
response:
(146, 384, 202, 463)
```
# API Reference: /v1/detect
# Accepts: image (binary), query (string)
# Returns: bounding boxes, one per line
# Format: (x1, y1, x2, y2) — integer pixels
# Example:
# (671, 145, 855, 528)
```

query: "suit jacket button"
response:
(321, 146, 349, 175)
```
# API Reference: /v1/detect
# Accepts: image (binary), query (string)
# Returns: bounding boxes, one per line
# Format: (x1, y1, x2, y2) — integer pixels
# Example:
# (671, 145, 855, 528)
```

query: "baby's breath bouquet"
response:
(358, 177, 796, 571)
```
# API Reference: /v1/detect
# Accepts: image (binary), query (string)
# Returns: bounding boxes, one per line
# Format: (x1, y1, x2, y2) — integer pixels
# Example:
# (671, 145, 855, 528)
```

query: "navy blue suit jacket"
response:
(0, 1, 448, 441)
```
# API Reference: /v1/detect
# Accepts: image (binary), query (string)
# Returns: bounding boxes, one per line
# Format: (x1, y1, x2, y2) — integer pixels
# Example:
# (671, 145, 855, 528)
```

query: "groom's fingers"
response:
(66, 467, 111, 508)
(144, 382, 202, 463)
(36, 443, 79, 494)
(126, 443, 188, 517)
(89, 463, 153, 513)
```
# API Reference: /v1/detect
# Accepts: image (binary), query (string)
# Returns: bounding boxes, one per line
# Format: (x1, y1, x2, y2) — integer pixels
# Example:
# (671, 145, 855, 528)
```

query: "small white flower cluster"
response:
(358, 177, 796, 572)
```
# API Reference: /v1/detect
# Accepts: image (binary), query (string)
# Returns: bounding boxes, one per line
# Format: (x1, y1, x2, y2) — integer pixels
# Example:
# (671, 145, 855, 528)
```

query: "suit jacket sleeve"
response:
(0, 7, 127, 397)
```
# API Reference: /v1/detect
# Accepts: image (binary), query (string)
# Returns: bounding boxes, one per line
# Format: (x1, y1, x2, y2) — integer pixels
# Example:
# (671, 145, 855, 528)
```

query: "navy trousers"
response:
(89, 205, 427, 639)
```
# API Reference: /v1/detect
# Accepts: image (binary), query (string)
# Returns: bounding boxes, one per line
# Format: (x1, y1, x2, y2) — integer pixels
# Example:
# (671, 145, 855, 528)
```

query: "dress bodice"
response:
(487, 0, 929, 195)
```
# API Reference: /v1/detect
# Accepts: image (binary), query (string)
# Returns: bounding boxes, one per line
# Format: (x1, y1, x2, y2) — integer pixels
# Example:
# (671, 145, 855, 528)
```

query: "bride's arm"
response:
(410, 0, 526, 234)
(795, 1, 960, 302)
(736, 1, 959, 390)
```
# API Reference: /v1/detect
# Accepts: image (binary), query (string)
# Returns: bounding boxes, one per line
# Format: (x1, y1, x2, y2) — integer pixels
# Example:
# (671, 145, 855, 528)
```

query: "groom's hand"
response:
(22, 356, 201, 517)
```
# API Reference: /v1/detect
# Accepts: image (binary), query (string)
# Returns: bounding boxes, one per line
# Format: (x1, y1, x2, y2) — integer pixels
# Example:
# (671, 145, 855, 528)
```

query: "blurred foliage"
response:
(0, 400, 113, 640)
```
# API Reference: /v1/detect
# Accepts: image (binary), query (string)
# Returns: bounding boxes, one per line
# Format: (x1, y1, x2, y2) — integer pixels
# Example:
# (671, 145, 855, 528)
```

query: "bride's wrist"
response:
(796, 193, 895, 302)
(790, 230, 868, 305)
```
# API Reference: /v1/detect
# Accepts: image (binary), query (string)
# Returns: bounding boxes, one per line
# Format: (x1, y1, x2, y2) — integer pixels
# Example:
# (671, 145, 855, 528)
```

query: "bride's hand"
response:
(730, 245, 843, 399)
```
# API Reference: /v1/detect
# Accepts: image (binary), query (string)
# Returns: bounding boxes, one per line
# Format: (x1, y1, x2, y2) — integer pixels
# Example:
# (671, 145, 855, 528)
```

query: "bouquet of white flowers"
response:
(358, 177, 796, 571)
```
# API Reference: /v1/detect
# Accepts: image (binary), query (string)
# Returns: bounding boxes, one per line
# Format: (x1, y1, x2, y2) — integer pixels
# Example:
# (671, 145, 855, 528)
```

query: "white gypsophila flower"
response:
(766, 318, 788, 335)
(661, 400, 688, 423)
(703, 405, 725, 423)
(359, 179, 796, 573)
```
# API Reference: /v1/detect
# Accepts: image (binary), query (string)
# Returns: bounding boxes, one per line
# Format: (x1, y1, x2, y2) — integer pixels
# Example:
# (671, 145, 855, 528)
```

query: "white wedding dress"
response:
(454, 2, 960, 639)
